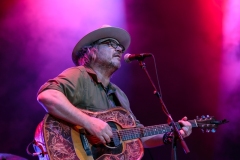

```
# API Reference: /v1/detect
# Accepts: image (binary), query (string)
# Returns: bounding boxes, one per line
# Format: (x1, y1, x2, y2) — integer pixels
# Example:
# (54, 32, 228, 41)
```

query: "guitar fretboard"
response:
(118, 120, 197, 141)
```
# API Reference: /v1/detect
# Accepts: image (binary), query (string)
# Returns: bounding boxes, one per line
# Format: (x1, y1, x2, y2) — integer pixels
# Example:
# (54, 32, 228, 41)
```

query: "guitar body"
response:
(34, 107, 144, 160)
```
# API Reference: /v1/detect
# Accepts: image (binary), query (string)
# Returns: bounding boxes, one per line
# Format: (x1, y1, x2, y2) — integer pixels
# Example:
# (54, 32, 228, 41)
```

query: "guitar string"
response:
(109, 120, 199, 144)
(111, 124, 172, 141)
(113, 120, 198, 141)
(108, 119, 209, 144)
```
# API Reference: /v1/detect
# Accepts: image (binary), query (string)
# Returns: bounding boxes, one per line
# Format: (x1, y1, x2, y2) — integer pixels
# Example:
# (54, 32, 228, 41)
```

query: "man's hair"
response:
(76, 45, 98, 66)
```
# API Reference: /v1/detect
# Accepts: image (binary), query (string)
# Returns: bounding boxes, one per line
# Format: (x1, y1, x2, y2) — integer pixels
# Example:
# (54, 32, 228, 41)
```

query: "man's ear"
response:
(91, 48, 98, 61)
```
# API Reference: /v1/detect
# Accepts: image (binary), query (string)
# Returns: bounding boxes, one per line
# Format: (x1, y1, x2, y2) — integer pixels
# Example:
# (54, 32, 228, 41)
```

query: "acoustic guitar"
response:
(33, 107, 227, 160)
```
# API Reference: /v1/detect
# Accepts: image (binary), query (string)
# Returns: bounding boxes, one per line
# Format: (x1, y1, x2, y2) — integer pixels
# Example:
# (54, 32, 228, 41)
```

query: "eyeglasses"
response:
(94, 39, 125, 52)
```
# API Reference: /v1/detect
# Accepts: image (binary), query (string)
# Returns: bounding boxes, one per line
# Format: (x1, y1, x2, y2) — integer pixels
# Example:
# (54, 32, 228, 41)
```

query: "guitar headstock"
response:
(195, 115, 228, 133)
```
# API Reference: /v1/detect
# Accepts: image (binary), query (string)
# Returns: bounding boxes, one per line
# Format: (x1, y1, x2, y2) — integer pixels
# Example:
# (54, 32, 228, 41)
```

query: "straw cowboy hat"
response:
(72, 25, 131, 65)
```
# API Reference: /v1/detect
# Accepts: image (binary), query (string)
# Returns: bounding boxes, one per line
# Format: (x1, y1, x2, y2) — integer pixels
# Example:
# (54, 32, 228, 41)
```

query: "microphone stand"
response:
(137, 60, 190, 160)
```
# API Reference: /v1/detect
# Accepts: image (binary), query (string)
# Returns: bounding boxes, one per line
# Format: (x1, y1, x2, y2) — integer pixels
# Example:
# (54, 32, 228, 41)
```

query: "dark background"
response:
(0, 0, 239, 159)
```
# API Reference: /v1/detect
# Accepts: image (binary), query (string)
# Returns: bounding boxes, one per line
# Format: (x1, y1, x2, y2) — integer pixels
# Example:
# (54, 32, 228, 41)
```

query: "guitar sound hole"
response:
(91, 122, 123, 159)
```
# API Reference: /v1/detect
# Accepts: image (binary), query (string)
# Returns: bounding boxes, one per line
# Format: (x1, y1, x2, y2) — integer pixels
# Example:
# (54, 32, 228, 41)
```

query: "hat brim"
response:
(72, 27, 131, 66)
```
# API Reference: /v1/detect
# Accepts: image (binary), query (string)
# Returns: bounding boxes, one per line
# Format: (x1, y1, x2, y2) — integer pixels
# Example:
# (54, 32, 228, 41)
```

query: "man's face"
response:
(94, 39, 124, 69)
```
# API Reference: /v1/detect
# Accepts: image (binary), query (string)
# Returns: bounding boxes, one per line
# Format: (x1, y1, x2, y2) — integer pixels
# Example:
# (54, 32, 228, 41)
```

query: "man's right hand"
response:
(85, 117, 113, 144)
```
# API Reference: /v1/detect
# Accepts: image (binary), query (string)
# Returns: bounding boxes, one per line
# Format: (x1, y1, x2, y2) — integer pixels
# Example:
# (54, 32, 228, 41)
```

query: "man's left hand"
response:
(178, 116, 192, 138)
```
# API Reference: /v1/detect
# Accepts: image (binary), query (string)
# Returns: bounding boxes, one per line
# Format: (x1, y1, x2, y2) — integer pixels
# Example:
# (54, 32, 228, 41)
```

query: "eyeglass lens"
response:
(100, 40, 125, 51)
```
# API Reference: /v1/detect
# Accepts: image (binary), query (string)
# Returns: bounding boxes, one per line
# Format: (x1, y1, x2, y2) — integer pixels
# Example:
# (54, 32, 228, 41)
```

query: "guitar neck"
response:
(119, 120, 197, 141)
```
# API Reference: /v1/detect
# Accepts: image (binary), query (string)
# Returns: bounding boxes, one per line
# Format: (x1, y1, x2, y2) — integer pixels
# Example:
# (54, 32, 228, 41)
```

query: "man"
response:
(37, 25, 192, 159)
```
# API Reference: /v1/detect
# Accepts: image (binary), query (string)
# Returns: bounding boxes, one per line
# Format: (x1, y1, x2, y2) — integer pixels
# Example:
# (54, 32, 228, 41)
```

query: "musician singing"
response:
(37, 25, 192, 159)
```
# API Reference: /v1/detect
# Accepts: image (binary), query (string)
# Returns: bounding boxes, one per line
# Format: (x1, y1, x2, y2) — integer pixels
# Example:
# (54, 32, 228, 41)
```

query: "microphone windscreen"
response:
(124, 53, 131, 63)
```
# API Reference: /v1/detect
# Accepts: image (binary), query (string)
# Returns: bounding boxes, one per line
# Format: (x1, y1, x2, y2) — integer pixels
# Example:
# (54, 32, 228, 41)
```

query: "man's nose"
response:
(115, 46, 123, 53)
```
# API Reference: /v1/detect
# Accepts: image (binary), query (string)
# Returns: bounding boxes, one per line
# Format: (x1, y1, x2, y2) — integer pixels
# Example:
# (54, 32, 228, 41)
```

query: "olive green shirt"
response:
(38, 66, 142, 126)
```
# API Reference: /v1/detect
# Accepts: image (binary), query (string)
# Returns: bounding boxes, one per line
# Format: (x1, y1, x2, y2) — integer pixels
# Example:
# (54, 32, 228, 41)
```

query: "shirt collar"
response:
(84, 66, 116, 92)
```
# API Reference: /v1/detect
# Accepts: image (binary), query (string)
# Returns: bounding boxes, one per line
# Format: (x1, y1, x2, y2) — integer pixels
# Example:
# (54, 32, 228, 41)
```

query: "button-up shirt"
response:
(38, 66, 141, 126)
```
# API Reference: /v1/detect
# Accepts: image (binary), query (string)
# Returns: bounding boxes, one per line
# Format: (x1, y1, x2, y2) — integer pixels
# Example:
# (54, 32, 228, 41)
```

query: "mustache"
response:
(113, 52, 122, 57)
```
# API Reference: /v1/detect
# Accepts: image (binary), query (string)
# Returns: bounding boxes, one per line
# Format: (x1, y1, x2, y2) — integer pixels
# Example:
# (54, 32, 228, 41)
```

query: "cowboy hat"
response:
(72, 25, 131, 65)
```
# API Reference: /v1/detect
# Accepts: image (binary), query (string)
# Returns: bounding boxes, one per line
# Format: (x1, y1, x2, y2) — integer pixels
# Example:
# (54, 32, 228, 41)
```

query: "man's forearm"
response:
(141, 134, 165, 148)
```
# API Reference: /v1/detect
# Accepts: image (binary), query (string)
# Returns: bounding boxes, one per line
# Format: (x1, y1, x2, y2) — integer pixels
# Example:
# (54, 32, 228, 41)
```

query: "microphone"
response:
(124, 53, 152, 63)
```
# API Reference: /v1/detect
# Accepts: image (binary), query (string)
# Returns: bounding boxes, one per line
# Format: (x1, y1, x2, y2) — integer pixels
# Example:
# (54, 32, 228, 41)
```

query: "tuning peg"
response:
(206, 129, 210, 133)
(201, 115, 206, 119)
(211, 129, 216, 133)
(206, 115, 210, 118)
